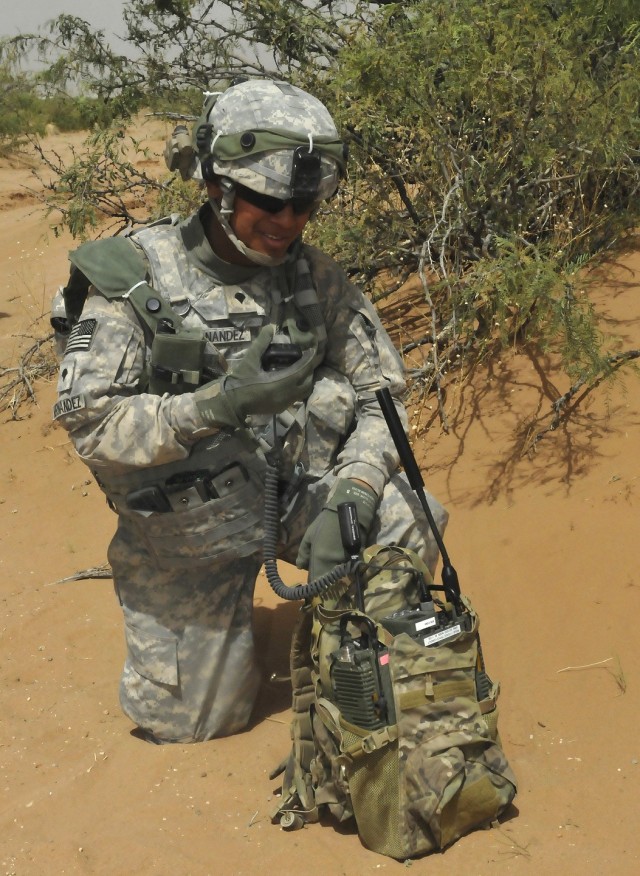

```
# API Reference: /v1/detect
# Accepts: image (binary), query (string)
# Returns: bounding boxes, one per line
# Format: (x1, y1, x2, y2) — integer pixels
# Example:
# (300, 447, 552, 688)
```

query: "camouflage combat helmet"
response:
(165, 79, 347, 265)
(194, 79, 347, 205)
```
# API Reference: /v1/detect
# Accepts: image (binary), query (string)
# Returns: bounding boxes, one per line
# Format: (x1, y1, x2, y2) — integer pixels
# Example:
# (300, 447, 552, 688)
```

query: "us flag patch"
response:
(65, 319, 97, 354)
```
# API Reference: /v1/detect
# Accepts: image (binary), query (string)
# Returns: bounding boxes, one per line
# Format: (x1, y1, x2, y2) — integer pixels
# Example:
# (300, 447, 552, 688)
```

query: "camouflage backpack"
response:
(271, 543, 517, 859)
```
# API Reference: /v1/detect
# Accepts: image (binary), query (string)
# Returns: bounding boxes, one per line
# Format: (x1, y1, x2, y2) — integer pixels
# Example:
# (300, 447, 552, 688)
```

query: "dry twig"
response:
(557, 657, 612, 673)
(47, 564, 112, 586)
(0, 333, 57, 419)
(557, 655, 627, 694)
(528, 348, 640, 450)
(417, 240, 449, 432)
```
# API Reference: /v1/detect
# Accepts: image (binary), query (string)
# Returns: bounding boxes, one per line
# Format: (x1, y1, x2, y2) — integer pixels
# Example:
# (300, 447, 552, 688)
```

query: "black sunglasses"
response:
(235, 184, 318, 216)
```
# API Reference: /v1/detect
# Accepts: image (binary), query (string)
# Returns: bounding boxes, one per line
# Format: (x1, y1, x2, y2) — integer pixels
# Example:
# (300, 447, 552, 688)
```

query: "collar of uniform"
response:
(180, 204, 302, 285)
(179, 204, 260, 285)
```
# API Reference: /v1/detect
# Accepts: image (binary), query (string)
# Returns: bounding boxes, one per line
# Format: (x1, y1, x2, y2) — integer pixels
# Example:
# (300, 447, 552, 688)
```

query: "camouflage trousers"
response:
(108, 469, 447, 743)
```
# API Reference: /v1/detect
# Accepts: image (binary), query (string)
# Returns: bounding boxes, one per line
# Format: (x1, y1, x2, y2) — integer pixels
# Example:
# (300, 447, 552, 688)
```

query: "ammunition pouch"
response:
(91, 431, 266, 569)
(149, 326, 207, 395)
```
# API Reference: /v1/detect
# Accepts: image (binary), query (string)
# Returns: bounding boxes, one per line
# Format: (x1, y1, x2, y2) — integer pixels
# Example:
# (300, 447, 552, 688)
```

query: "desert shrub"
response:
(4, 0, 640, 397)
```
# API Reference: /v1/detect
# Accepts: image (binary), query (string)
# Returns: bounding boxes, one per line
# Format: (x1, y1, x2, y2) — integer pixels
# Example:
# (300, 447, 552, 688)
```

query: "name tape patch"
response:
(205, 327, 251, 345)
(53, 394, 86, 420)
(65, 318, 97, 354)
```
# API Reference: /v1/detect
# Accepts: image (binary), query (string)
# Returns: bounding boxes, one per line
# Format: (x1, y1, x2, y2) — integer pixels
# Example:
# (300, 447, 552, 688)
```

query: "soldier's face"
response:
(205, 179, 312, 263)
(231, 189, 312, 259)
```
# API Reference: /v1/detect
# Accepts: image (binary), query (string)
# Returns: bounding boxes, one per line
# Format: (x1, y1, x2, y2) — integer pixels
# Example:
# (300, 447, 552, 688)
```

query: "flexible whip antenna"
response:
(375, 387, 461, 607)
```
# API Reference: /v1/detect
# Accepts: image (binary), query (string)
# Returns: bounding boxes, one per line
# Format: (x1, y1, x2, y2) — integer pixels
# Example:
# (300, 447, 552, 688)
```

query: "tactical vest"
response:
(56, 218, 330, 557)
(62, 217, 328, 396)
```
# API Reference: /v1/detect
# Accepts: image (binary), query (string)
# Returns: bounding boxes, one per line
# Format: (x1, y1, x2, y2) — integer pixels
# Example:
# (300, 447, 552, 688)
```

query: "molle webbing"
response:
(272, 546, 517, 858)
(90, 429, 265, 516)
(294, 256, 327, 347)
(69, 233, 328, 394)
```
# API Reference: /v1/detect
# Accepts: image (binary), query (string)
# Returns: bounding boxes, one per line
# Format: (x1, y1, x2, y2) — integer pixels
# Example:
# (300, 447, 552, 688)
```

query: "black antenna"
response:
(375, 387, 461, 608)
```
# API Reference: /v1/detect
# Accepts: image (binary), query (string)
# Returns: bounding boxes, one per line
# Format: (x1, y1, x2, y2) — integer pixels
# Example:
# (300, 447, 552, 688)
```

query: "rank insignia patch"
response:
(65, 318, 97, 354)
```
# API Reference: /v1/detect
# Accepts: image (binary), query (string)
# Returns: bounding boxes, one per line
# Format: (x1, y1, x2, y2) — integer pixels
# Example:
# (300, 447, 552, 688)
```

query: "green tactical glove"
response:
(296, 479, 378, 582)
(195, 325, 317, 429)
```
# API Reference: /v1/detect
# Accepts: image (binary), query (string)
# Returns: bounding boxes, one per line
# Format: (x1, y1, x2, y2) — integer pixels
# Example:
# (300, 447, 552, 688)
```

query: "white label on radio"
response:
(415, 617, 437, 631)
(423, 624, 462, 647)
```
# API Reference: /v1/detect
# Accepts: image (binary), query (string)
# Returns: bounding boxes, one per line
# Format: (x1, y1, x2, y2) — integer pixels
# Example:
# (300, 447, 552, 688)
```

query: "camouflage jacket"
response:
(53, 205, 407, 501)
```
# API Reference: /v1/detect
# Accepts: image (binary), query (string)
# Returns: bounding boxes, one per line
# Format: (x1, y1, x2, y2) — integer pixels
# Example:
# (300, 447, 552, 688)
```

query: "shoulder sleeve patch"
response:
(65, 318, 97, 354)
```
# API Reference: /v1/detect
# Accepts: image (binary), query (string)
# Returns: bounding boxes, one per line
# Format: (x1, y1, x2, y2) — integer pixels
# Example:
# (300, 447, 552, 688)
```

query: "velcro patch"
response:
(53, 394, 86, 420)
(65, 318, 97, 354)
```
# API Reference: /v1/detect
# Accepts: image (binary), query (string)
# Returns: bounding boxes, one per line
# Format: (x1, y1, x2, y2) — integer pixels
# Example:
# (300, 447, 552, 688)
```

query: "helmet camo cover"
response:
(195, 80, 347, 201)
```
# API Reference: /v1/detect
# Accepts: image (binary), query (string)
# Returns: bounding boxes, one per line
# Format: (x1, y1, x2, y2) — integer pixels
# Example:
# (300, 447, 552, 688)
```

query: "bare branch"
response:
(0, 334, 57, 420)
(528, 349, 640, 450)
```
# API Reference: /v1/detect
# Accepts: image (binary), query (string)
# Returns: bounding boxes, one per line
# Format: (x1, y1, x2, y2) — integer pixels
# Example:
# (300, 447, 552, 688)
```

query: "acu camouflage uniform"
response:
(53, 204, 447, 744)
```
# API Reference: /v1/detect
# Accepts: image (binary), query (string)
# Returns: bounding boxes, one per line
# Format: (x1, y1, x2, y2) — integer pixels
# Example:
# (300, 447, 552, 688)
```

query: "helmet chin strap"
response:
(208, 180, 287, 268)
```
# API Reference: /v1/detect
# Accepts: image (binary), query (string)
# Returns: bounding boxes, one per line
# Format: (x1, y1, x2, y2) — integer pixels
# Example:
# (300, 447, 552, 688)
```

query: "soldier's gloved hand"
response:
(194, 325, 317, 429)
(296, 479, 378, 582)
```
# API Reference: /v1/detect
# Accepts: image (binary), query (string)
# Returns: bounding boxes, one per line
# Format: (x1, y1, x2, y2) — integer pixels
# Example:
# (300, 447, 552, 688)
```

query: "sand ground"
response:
(1, 121, 639, 875)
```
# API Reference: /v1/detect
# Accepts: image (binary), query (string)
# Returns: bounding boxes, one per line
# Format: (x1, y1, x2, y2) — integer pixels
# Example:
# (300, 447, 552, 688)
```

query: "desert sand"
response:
(1, 120, 638, 875)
